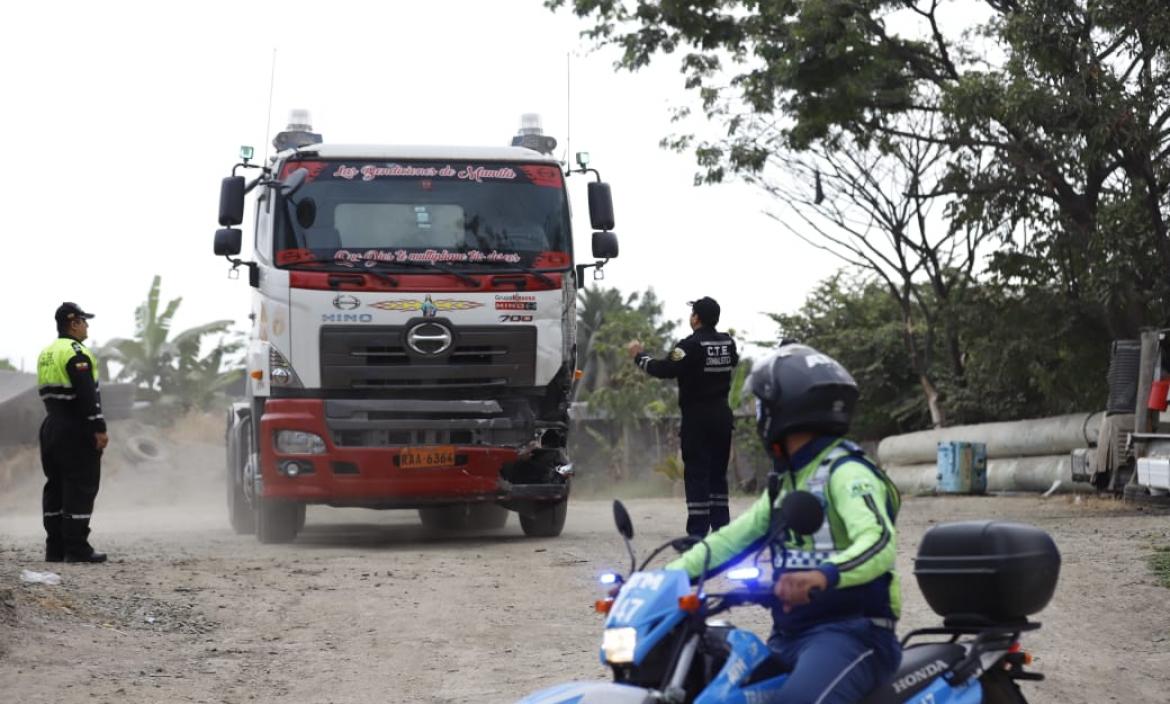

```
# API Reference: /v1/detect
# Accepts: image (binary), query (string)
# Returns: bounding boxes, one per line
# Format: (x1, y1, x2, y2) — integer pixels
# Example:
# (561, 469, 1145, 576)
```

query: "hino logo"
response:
(892, 659, 949, 693)
(322, 313, 373, 323)
(406, 322, 453, 356)
(333, 294, 361, 310)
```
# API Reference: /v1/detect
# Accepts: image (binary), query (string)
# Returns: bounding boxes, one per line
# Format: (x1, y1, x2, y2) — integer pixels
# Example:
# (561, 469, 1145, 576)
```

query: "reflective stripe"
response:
(43, 510, 63, 517)
(66, 514, 92, 520)
(686, 501, 710, 507)
(39, 390, 78, 400)
(688, 508, 710, 515)
(835, 495, 891, 574)
(773, 445, 852, 570)
(86, 414, 104, 421)
(813, 649, 875, 704)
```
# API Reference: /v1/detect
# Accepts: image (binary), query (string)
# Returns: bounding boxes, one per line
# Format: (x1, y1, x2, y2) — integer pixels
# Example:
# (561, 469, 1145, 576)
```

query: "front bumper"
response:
(257, 399, 569, 507)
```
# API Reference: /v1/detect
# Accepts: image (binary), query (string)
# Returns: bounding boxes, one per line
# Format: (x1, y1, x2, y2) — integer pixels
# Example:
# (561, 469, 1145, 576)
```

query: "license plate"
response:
(398, 446, 456, 469)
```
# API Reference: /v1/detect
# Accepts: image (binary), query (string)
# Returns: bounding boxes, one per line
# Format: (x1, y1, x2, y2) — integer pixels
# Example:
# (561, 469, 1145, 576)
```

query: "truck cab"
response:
(214, 114, 618, 542)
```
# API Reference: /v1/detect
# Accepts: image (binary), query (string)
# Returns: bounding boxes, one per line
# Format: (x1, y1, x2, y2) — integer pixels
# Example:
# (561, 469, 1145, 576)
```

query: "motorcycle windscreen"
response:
(602, 570, 691, 666)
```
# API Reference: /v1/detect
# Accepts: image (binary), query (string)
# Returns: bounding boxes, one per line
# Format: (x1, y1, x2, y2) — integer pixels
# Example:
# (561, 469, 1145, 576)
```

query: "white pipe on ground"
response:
(877, 412, 1103, 466)
(885, 454, 1095, 495)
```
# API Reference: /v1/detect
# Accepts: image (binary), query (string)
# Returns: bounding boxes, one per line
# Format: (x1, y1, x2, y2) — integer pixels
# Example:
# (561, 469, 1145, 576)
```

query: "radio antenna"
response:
(564, 51, 571, 172)
(261, 48, 277, 165)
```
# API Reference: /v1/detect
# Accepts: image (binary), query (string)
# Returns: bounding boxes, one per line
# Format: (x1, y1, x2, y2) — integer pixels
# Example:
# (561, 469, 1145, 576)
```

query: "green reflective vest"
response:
(37, 337, 98, 390)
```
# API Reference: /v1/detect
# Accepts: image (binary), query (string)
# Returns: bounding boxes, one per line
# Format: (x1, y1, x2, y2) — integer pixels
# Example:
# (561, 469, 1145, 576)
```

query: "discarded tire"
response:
(122, 435, 167, 464)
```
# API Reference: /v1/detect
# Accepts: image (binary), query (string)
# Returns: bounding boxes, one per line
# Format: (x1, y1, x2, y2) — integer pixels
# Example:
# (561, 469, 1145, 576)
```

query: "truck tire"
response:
(227, 466, 254, 534)
(256, 498, 303, 544)
(419, 503, 508, 531)
(519, 498, 568, 538)
(226, 421, 255, 535)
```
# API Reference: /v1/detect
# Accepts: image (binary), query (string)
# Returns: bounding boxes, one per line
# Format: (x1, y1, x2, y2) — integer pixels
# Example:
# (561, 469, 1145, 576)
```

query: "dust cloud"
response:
(0, 412, 227, 536)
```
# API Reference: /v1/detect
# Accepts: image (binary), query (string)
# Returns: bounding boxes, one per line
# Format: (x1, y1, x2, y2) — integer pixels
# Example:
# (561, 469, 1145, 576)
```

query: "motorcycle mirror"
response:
(780, 490, 824, 536)
(613, 500, 634, 540)
(670, 536, 701, 553)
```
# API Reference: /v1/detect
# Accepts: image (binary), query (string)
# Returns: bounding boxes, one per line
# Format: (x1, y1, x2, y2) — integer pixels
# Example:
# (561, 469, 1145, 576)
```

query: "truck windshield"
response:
(272, 159, 572, 270)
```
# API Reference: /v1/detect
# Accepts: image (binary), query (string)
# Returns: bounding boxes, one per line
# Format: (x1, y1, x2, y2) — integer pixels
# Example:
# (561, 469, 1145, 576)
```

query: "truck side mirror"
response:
(214, 228, 242, 256)
(587, 181, 615, 231)
(592, 231, 619, 259)
(219, 176, 246, 227)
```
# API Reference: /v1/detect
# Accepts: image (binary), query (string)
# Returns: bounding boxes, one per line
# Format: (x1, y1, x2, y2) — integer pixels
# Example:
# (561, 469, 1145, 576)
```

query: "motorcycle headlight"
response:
(274, 430, 326, 455)
(602, 627, 637, 664)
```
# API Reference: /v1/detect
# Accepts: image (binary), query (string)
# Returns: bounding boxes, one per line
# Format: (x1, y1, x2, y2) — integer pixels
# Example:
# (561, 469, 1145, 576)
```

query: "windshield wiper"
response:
(462, 261, 558, 288)
(492, 265, 558, 288)
(280, 255, 399, 288)
(366, 259, 481, 288)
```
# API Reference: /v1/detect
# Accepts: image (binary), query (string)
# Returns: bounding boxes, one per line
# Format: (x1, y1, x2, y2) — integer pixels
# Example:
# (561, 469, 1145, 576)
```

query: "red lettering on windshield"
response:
(532, 251, 570, 268)
(520, 165, 564, 188)
(276, 248, 317, 265)
(279, 161, 328, 182)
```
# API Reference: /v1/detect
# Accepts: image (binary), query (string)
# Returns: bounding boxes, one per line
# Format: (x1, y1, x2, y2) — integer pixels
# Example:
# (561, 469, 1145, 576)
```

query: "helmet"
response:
(750, 343, 858, 447)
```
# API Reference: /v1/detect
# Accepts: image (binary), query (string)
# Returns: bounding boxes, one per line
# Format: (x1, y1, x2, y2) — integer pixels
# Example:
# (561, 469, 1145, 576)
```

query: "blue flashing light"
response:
(727, 566, 762, 581)
(599, 572, 620, 585)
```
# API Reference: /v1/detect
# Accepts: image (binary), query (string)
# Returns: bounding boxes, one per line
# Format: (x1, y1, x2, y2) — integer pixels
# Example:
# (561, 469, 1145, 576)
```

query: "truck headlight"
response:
(268, 347, 302, 388)
(275, 430, 326, 455)
(602, 627, 637, 664)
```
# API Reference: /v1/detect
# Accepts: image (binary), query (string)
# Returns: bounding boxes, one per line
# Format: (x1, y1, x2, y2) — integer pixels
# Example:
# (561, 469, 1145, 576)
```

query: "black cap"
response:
(55, 302, 95, 325)
(688, 296, 720, 327)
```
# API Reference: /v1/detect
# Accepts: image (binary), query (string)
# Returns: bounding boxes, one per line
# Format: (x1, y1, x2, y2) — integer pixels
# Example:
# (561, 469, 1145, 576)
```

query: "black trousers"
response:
(40, 416, 102, 557)
(679, 405, 734, 537)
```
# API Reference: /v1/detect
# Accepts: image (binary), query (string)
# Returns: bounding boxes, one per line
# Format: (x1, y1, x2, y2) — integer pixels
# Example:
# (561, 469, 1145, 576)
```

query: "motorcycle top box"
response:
(914, 520, 1061, 624)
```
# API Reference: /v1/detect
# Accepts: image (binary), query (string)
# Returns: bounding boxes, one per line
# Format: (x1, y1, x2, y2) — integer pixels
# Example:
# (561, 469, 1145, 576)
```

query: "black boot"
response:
(64, 550, 107, 563)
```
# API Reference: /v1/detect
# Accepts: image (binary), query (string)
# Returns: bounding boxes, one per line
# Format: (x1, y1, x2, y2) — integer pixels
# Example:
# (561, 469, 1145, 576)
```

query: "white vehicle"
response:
(213, 112, 619, 542)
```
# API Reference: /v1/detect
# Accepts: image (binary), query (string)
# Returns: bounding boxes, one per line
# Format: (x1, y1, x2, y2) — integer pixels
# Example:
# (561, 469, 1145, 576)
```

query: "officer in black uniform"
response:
(628, 296, 739, 536)
(37, 302, 109, 563)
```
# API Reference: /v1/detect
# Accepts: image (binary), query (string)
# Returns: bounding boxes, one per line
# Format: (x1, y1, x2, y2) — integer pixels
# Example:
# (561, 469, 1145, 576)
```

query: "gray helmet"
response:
(750, 343, 858, 446)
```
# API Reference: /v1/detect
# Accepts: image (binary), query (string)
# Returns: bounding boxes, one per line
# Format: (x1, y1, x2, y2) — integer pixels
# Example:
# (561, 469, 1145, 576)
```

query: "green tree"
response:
(0, 358, 15, 372)
(772, 270, 1113, 435)
(574, 285, 627, 400)
(578, 287, 677, 477)
(770, 273, 931, 440)
(164, 332, 245, 411)
(98, 275, 238, 406)
(552, 0, 1170, 339)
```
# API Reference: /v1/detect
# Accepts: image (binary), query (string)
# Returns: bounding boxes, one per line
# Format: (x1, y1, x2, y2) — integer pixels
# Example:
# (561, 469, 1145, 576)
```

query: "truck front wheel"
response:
(227, 469, 254, 535)
(256, 498, 303, 544)
(519, 498, 568, 538)
(227, 421, 255, 535)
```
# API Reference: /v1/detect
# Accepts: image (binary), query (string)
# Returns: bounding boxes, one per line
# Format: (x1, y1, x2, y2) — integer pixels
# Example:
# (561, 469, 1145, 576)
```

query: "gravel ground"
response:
(1, 426, 1168, 703)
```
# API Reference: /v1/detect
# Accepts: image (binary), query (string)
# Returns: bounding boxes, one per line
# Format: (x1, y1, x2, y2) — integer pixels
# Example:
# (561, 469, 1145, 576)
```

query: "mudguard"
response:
(516, 681, 653, 704)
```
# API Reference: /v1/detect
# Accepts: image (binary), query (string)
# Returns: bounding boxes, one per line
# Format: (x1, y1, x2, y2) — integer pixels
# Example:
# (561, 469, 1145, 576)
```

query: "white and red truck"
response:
(213, 112, 618, 542)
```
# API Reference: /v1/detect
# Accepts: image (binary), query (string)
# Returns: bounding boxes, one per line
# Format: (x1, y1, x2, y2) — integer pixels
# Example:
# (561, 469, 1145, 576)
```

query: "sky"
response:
(0, 0, 845, 370)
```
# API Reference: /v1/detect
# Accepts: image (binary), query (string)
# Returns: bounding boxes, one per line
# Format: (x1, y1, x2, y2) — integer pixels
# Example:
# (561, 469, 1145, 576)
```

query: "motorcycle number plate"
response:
(398, 446, 456, 469)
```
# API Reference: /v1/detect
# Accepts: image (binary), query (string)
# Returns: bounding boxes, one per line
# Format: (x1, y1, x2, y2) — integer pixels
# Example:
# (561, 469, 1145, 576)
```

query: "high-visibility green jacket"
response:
(667, 436, 900, 633)
(36, 336, 106, 434)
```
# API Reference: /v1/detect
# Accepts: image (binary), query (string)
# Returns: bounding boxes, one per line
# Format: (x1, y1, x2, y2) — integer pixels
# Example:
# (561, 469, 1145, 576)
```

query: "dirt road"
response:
(1, 428, 1168, 703)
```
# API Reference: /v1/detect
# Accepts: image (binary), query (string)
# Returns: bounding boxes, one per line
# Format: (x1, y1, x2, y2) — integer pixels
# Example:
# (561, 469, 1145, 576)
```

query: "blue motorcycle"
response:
(519, 490, 1060, 703)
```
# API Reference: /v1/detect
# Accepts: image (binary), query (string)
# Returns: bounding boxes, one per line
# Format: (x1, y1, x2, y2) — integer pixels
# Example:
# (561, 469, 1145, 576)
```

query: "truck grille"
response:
(323, 399, 533, 447)
(320, 324, 536, 391)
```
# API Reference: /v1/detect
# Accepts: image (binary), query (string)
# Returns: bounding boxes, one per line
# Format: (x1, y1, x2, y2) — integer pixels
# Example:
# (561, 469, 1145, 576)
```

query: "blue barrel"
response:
(937, 441, 988, 494)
